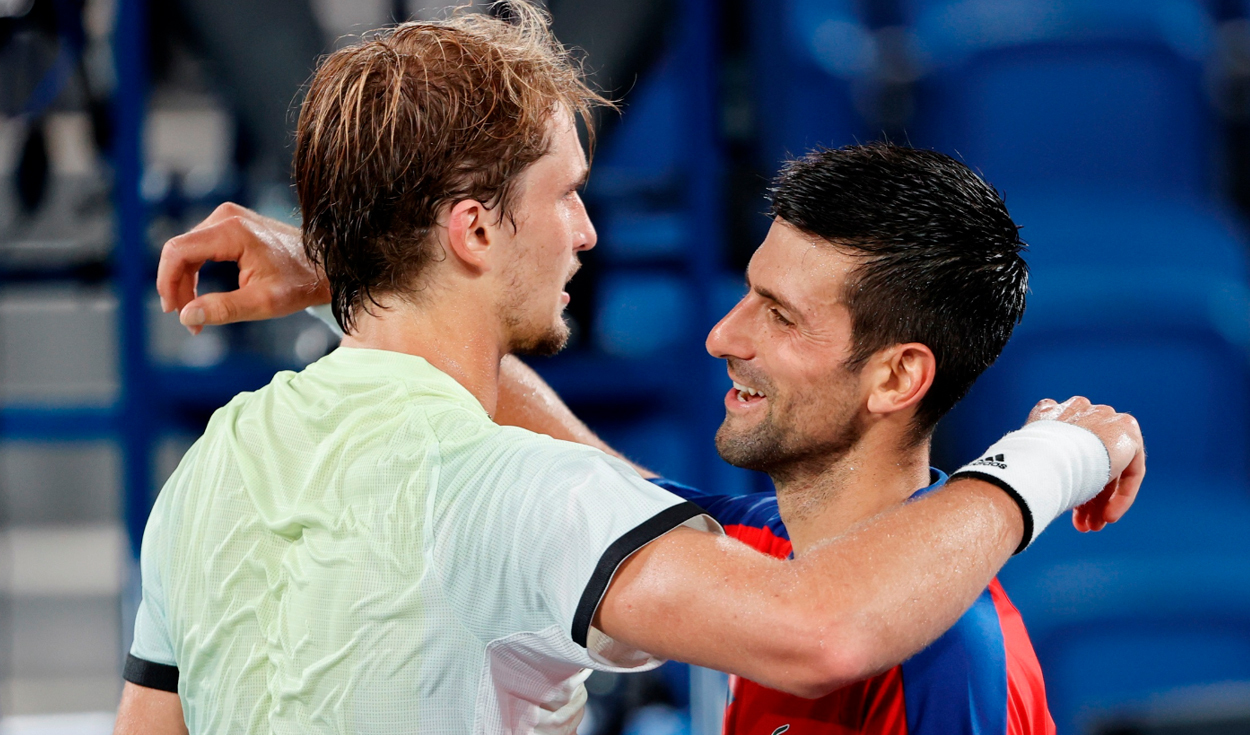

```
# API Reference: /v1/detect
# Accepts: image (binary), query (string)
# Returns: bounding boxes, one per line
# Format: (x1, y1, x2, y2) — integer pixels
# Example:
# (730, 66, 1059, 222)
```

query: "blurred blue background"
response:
(1, 0, 1249, 732)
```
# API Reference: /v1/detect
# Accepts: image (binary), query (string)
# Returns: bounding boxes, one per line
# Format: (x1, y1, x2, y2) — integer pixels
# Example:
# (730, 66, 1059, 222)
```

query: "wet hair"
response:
(769, 143, 1028, 439)
(295, 2, 610, 332)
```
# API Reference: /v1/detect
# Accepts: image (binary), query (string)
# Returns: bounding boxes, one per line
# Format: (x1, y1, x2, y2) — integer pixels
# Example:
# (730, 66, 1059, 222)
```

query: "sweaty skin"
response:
(127, 117, 1144, 734)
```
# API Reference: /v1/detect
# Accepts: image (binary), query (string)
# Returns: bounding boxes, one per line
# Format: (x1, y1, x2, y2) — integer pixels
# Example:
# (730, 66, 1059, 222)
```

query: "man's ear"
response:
(864, 343, 936, 416)
(445, 199, 494, 272)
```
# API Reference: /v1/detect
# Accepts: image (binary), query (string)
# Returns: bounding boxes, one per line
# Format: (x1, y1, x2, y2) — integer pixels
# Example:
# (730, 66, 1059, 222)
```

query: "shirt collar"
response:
(909, 467, 950, 501)
(309, 346, 491, 419)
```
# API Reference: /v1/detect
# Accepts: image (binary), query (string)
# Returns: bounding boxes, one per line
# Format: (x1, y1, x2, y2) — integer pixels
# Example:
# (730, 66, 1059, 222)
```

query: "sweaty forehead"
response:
(749, 220, 857, 314)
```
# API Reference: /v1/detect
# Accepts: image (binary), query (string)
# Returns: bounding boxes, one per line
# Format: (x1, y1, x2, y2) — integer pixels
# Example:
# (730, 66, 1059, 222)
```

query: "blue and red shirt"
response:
(650, 472, 1055, 735)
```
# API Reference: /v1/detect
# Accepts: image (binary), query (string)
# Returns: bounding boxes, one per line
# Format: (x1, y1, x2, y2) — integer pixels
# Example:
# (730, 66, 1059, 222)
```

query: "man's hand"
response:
(1027, 396, 1145, 533)
(157, 203, 329, 335)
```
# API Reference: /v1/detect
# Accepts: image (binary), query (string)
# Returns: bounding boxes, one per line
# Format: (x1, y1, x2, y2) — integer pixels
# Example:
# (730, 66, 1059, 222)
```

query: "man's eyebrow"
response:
(571, 168, 590, 190)
(753, 283, 802, 318)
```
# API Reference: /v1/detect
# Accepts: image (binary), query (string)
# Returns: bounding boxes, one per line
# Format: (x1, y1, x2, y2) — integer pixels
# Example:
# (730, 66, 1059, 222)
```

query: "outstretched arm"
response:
(597, 398, 1144, 698)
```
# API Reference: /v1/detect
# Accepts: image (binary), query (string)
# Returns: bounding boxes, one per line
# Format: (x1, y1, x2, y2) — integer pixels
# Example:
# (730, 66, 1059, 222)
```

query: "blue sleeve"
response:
(647, 478, 786, 535)
(900, 589, 1009, 735)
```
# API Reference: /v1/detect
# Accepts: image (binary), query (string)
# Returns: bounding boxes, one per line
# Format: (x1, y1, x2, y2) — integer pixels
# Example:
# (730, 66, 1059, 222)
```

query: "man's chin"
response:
(510, 320, 570, 357)
(714, 421, 781, 473)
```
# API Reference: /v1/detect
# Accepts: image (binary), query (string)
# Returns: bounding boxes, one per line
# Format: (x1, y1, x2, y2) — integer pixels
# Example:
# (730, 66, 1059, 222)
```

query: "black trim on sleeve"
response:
(123, 653, 179, 693)
(571, 500, 707, 648)
(949, 470, 1034, 555)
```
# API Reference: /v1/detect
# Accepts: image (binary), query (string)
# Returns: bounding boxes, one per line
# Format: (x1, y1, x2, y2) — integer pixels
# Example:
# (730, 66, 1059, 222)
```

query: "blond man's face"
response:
(496, 110, 596, 355)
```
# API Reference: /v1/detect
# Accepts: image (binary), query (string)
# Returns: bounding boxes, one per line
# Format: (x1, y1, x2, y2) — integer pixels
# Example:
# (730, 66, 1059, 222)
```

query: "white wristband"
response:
(951, 420, 1111, 553)
(306, 304, 344, 338)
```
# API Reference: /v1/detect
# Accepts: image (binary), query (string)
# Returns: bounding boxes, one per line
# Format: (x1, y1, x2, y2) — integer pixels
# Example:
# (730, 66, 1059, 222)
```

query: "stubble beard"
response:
(510, 315, 570, 356)
(715, 388, 863, 482)
(500, 280, 573, 357)
(501, 250, 580, 357)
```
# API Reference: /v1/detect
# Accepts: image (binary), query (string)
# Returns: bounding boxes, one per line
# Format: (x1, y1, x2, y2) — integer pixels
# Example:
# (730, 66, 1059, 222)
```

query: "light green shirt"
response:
(130, 347, 714, 734)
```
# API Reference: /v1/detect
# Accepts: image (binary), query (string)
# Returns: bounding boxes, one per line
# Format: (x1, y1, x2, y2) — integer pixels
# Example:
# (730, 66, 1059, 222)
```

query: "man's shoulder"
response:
(648, 479, 787, 552)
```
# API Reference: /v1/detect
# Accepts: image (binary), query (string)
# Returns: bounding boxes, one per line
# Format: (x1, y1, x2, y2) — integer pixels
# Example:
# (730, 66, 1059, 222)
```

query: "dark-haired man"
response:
(131, 8, 1142, 735)
(500, 143, 1061, 734)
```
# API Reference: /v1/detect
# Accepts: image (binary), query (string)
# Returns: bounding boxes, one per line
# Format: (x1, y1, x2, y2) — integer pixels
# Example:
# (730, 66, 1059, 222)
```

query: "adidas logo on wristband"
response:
(969, 453, 1008, 470)
(954, 421, 1111, 553)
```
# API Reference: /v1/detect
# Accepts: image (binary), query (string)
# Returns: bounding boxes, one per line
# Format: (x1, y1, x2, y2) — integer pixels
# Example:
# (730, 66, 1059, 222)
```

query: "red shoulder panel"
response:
(989, 579, 1056, 735)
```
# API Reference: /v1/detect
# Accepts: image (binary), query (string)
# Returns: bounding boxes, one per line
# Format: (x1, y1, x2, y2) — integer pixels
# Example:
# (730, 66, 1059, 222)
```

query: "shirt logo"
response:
(772, 726, 791, 735)
(969, 453, 1007, 470)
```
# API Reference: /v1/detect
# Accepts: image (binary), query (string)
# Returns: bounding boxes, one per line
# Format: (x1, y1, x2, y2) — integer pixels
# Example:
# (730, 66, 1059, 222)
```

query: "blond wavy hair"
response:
(295, 2, 611, 331)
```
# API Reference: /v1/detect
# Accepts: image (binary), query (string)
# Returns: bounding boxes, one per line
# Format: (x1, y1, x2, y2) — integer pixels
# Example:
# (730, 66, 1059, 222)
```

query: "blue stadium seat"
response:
(998, 476, 1250, 733)
(1006, 194, 1250, 277)
(749, 0, 869, 174)
(906, 0, 1218, 198)
(595, 273, 694, 358)
(597, 211, 690, 264)
(941, 269, 1250, 484)
(597, 415, 699, 483)
(591, 52, 686, 200)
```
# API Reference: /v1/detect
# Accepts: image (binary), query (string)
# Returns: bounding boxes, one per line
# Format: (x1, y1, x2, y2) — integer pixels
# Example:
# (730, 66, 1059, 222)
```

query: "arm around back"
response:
(595, 477, 1024, 698)
(596, 397, 1144, 698)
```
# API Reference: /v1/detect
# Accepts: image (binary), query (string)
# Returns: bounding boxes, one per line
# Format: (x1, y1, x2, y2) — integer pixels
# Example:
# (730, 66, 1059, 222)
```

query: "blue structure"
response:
(748, 0, 870, 174)
(906, 0, 1218, 198)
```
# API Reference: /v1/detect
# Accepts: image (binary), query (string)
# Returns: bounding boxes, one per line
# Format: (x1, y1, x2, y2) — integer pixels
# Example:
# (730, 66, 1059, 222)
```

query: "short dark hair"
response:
(295, 2, 610, 332)
(768, 143, 1028, 438)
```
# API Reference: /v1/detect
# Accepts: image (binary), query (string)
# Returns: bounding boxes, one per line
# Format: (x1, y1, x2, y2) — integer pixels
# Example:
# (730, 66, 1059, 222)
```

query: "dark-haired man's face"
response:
(497, 111, 596, 355)
(706, 219, 869, 478)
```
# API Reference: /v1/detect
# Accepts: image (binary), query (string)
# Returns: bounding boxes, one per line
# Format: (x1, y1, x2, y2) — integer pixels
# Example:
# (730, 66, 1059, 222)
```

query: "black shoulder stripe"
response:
(949, 470, 1034, 554)
(123, 653, 179, 693)
(572, 500, 708, 648)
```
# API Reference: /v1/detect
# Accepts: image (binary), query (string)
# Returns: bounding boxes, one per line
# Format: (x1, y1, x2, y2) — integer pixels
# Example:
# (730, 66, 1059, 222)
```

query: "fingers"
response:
(157, 219, 248, 314)
(1027, 398, 1059, 423)
(180, 286, 274, 331)
(192, 201, 254, 231)
(1103, 446, 1145, 524)
(1027, 396, 1092, 424)
(1071, 436, 1144, 532)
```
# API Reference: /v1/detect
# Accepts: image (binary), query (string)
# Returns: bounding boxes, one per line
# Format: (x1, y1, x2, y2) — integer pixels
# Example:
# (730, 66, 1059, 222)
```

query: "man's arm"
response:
(495, 355, 656, 476)
(596, 399, 1143, 698)
(114, 683, 187, 735)
(598, 479, 1020, 697)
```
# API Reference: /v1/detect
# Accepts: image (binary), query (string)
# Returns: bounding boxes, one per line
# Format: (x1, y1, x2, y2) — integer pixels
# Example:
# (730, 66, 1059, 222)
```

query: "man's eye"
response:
(769, 308, 793, 326)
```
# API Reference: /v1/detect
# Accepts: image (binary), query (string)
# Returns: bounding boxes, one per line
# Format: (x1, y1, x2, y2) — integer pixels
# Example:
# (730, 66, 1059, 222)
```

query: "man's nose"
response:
(575, 195, 596, 252)
(706, 300, 753, 360)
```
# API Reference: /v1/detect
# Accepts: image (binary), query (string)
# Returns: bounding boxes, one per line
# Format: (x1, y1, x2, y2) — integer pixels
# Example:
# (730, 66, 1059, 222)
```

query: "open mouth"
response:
(729, 380, 767, 408)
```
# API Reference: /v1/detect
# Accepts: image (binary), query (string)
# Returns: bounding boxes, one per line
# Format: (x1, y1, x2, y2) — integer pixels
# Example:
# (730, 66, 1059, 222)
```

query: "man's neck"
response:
(774, 432, 932, 556)
(340, 297, 505, 416)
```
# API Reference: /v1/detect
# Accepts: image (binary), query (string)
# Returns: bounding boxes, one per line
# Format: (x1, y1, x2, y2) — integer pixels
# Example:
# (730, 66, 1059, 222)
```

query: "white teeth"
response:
(732, 381, 764, 399)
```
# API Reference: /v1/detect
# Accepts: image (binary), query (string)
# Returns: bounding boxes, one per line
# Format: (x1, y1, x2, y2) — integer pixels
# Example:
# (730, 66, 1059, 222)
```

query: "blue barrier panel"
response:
(943, 269, 1250, 483)
(907, 0, 1217, 198)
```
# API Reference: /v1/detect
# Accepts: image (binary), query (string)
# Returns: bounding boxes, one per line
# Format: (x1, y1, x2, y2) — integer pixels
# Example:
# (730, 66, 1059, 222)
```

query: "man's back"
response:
(126, 347, 710, 734)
